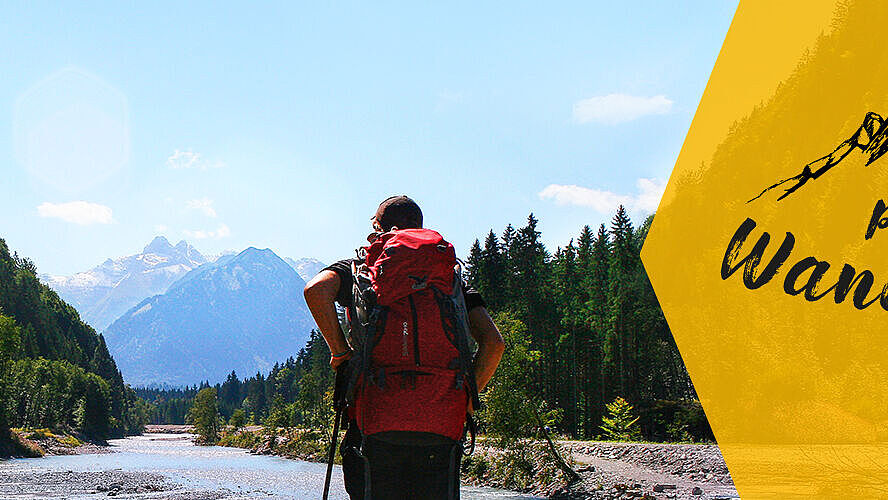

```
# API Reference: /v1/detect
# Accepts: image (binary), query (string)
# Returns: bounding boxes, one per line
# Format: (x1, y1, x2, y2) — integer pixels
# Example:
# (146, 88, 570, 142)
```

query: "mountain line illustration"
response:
(748, 112, 888, 202)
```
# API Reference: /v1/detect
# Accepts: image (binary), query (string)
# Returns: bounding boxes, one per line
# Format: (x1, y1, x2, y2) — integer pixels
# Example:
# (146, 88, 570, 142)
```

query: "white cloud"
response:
(154, 224, 168, 233)
(37, 201, 113, 225)
(539, 178, 666, 214)
(166, 149, 223, 170)
(633, 178, 666, 212)
(186, 197, 217, 218)
(183, 224, 231, 240)
(573, 94, 673, 125)
(538, 185, 631, 212)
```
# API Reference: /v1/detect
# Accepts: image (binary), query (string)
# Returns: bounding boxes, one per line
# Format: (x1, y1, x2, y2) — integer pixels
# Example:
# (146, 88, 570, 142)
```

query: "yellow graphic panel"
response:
(642, 1, 888, 497)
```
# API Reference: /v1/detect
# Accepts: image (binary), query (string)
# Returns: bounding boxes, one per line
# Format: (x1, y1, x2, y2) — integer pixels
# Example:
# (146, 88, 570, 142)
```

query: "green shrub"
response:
(229, 408, 247, 430)
(57, 434, 83, 447)
(599, 397, 641, 441)
(219, 429, 261, 448)
(461, 441, 574, 493)
(638, 399, 715, 443)
(25, 428, 55, 440)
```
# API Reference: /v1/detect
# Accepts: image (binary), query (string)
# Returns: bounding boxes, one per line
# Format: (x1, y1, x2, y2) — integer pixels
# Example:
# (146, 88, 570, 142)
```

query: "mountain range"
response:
(39, 237, 326, 386)
(40, 236, 208, 331)
(41, 237, 326, 332)
(284, 257, 325, 283)
(104, 246, 315, 386)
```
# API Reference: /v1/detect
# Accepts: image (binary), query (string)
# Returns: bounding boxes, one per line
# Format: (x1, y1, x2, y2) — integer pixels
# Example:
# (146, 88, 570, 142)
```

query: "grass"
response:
(23, 428, 55, 440)
(56, 434, 83, 447)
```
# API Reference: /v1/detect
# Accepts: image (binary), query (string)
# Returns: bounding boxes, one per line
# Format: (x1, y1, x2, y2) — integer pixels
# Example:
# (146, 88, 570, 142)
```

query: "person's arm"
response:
(303, 270, 352, 369)
(467, 306, 505, 396)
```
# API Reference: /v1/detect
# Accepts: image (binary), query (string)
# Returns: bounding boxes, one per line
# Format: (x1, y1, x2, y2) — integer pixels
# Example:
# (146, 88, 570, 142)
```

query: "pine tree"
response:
(599, 396, 641, 441)
(466, 239, 484, 292)
(481, 230, 506, 309)
(608, 206, 638, 402)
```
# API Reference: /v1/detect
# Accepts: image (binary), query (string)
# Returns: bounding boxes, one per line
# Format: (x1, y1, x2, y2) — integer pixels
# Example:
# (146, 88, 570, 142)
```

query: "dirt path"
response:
(559, 442, 740, 499)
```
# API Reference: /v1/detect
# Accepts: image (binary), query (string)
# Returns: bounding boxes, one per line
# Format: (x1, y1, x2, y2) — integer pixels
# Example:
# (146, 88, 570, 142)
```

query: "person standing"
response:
(304, 195, 504, 500)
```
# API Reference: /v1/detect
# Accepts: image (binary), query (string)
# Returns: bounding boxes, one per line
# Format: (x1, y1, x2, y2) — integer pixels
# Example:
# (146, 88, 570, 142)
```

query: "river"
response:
(0, 433, 539, 499)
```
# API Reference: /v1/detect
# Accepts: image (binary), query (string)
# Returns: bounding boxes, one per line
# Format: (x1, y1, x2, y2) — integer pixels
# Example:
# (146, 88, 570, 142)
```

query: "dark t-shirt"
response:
(323, 258, 486, 311)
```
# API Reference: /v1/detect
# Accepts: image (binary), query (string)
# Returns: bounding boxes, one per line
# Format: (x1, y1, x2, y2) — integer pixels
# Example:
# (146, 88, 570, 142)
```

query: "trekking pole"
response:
(323, 361, 349, 500)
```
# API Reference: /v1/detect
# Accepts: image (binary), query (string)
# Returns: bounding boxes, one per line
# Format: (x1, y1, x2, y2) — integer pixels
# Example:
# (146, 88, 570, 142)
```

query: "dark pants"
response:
(341, 421, 461, 500)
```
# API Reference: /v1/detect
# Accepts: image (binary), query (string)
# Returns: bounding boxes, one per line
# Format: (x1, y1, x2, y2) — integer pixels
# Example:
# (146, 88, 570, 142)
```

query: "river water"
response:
(0, 434, 538, 499)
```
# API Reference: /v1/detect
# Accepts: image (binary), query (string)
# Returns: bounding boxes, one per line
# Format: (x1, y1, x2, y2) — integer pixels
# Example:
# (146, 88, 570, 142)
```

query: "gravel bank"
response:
(0, 469, 224, 499)
(144, 424, 196, 434)
(554, 441, 739, 500)
(35, 437, 112, 456)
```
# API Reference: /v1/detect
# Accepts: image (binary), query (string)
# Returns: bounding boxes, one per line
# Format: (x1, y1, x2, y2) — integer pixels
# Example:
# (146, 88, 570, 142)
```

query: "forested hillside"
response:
(0, 238, 149, 445)
(465, 207, 707, 440)
(138, 330, 331, 429)
(146, 208, 711, 442)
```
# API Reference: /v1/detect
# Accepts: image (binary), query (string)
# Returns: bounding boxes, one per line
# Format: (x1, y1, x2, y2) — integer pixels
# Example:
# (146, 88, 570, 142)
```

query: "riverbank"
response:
(145, 424, 199, 434)
(0, 468, 189, 498)
(0, 433, 353, 499)
(0, 428, 110, 458)
(556, 441, 738, 499)
(213, 426, 738, 499)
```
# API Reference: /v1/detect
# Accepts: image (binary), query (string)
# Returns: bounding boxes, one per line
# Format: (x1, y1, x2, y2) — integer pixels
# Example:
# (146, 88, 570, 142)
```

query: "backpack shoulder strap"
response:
(431, 265, 482, 413)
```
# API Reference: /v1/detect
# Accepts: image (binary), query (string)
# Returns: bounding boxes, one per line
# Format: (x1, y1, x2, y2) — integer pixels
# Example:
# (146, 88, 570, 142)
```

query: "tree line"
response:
(466, 207, 709, 441)
(0, 238, 150, 442)
(139, 329, 333, 433)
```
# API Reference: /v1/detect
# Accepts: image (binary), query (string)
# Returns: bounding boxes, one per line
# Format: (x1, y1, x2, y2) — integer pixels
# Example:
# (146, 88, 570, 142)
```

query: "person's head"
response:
(371, 195, 423, 232)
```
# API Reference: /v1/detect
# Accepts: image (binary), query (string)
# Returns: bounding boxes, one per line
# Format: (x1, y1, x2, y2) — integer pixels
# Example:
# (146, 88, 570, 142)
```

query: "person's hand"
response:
(330, 349, 353, 370)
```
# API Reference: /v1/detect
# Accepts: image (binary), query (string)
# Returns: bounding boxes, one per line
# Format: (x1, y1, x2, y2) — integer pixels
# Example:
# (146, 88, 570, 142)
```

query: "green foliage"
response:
(0, 314, 22, 362)
(461, 441, 575, 493)
(218, 427, 261, 448)
(475, 312, 576, 486)
(188, 387, 221, 444)
(599, 397, 641, 441)
(639, 399, 714, 443)
(465, 209, 697, 441)
(1, 358, 111, 439)
(57, 434, 83, 447)
(24, 428, 55, 439)
(477, 312, 546, 444)
(229, 408, 247, 429)
(0, 239, 146, 440)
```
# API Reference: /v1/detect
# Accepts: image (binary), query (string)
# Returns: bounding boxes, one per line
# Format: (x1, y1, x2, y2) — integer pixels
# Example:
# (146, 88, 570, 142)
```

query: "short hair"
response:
(373, 195, 423, 231)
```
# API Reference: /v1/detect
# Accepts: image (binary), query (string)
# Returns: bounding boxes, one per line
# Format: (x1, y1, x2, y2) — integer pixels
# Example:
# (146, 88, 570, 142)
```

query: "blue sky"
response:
(0, 2, 738, 276)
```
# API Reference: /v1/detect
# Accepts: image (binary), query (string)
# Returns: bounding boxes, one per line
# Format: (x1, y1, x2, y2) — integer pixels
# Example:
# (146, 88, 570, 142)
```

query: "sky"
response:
(0, 2, 739, 276)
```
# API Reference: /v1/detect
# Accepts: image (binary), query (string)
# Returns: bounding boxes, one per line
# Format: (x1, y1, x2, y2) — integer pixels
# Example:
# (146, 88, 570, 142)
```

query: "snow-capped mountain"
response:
(104, 247, 314, 386)
(284, 257, 326, 282)
(40, 236, 207, 331)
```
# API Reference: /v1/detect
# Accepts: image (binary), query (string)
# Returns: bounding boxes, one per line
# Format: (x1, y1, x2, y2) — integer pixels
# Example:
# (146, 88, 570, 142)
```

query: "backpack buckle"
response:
(408, 275, 428, 290)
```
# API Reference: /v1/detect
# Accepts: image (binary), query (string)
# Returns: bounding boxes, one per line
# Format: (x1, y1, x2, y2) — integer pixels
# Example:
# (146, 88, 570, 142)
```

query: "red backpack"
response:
(344, 228, 480, 442)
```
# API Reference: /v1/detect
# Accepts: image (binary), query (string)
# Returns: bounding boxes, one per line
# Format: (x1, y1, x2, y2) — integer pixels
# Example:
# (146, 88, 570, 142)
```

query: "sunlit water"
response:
(0, 433, 538, 499)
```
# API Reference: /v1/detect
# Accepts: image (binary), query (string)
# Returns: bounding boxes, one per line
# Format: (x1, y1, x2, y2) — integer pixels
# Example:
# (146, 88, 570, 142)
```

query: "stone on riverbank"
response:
(0, 470, 187, 498)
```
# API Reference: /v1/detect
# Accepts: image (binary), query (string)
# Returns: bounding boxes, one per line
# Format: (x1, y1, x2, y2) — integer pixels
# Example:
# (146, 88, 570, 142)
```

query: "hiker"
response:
(304, 195, 505, 500)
